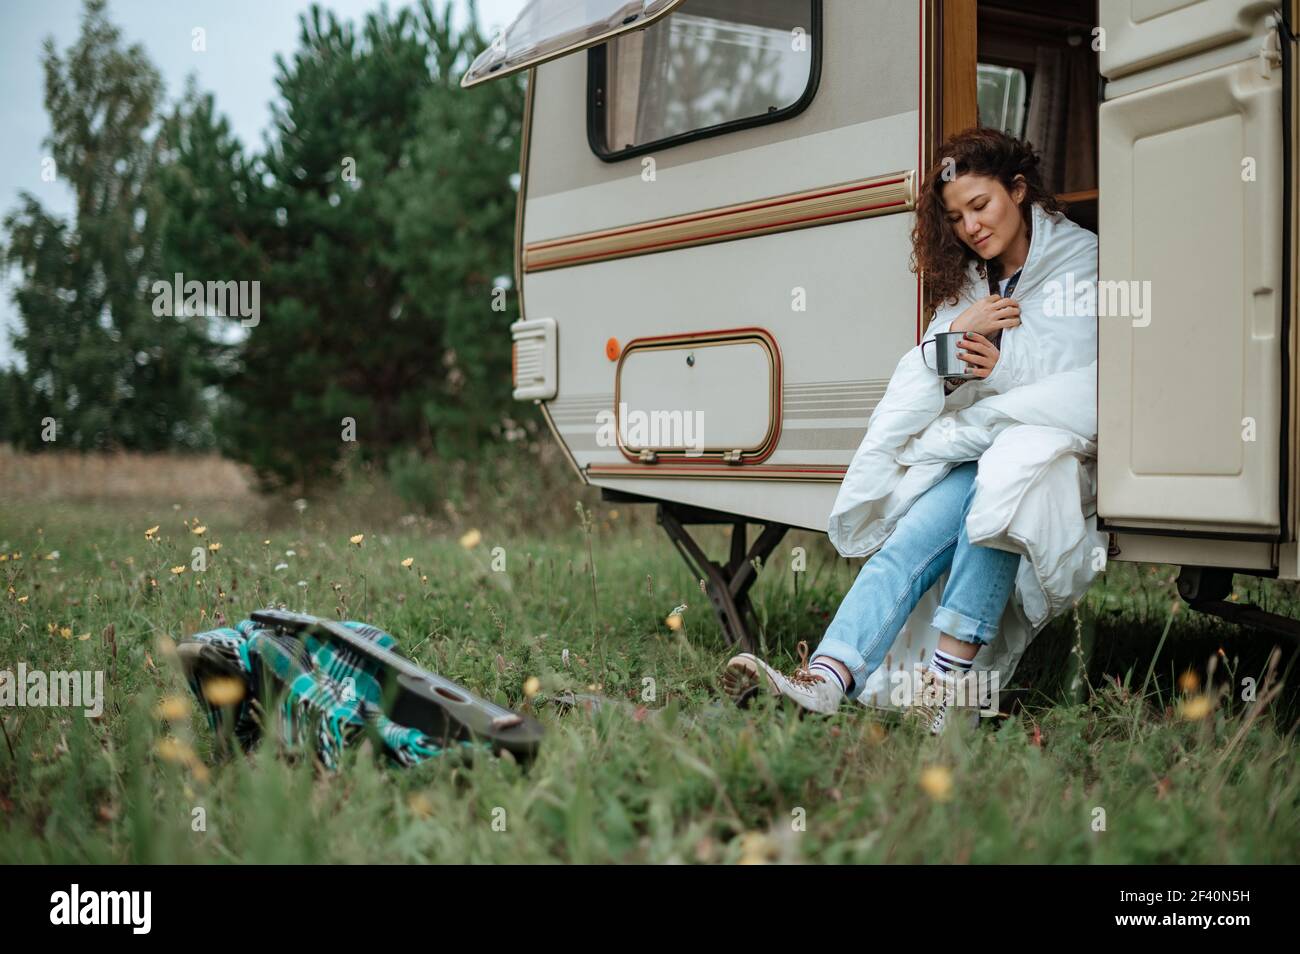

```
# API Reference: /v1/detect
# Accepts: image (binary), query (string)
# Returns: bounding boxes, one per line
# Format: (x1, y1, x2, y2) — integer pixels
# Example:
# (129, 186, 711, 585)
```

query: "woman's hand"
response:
(950, 295, 1021, 337)
(955, 332, 1001, 379)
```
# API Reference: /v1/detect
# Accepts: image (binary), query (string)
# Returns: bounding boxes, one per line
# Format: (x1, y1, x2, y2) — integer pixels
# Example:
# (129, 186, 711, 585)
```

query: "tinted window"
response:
(591, 0, 820, 159)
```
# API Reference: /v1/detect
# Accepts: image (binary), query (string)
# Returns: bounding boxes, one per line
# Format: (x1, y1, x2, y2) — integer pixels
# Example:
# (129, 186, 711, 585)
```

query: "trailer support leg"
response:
(656, 501, 789, 653)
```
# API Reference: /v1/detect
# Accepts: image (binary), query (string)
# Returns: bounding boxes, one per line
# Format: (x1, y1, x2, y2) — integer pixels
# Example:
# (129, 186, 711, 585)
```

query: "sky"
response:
(0, 0, 529, 368)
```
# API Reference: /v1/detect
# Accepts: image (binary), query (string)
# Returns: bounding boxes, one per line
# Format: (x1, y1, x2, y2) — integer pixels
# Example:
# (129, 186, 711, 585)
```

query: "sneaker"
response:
(905, 668, 981, 736)
(722, 640, 844, 715)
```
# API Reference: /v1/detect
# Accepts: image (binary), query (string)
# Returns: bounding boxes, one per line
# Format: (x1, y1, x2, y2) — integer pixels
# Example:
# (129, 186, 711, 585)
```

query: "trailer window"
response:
(589, 0, 820, 160)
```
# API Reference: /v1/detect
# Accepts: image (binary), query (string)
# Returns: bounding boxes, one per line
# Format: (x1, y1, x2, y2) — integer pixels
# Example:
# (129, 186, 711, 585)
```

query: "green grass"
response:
(1, 491, 1298, 864)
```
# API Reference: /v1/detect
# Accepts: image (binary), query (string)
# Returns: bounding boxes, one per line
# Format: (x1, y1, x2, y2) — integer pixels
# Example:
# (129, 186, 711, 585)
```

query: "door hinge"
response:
(638, 448, 658, 464)
(721, 449, 744, 464)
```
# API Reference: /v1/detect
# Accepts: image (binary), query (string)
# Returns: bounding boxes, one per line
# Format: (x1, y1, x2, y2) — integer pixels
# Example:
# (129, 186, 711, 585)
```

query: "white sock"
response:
(928, 647, 974, 678)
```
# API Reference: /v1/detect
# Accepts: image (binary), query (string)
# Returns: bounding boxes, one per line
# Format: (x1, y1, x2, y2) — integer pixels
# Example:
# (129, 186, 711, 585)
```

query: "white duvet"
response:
(826, 201, 1106, 709)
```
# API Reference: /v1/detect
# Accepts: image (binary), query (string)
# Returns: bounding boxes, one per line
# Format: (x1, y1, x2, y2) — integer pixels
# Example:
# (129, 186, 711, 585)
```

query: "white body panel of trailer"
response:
(471, 0, 1300, 586)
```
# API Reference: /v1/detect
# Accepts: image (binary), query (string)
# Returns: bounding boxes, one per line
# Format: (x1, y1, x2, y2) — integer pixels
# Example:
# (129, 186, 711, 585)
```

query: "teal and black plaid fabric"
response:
(181, 618, 480, 770)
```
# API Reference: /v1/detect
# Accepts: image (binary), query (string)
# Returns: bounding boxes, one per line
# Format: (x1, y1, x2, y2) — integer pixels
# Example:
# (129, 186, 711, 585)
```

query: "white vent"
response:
(511, 317, 557, 401)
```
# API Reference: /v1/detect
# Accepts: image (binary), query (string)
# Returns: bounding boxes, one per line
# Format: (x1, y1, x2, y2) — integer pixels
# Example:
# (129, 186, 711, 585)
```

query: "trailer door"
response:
(1097, 0, 1291, 541)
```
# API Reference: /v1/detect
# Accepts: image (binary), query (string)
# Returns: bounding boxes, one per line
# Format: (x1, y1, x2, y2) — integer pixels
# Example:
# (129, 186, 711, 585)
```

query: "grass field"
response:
(1, 451, 1298, 863)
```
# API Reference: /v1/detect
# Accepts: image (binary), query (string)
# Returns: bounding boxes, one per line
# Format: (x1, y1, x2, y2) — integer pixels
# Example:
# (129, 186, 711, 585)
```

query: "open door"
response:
(1097, 0, 1291, 541)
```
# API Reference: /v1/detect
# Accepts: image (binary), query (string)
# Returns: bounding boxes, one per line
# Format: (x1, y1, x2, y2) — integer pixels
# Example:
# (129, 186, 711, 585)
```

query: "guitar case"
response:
(177, 608, 544, 769)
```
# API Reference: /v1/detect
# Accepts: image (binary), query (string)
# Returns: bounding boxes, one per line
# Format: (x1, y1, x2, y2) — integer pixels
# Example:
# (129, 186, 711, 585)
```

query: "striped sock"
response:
(928, 647, 974, 678)
(809, 660, 850, 695)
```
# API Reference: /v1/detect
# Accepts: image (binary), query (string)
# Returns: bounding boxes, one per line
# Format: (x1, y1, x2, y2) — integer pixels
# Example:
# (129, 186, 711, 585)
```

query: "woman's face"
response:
(941, 173, 1027, 262)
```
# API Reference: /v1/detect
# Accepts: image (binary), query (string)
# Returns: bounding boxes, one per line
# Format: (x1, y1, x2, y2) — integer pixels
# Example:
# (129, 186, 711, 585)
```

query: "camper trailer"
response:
(463, 0, 1300, 649)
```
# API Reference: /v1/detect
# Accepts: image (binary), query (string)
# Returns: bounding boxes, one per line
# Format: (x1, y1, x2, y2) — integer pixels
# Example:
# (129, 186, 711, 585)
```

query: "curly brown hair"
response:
(911, 127, 1064, 317)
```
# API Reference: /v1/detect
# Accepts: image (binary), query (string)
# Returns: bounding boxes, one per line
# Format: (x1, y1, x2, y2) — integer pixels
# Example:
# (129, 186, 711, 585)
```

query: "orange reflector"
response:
(605, 337, 620, 361)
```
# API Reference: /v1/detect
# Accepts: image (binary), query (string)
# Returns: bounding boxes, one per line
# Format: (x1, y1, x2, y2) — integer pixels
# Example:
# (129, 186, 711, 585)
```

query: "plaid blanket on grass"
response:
(181, 617, 483, 770)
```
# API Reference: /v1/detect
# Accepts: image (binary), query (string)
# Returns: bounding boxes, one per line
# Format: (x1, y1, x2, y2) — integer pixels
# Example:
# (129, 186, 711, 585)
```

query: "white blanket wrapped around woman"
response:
(826, 202, 1105, 709)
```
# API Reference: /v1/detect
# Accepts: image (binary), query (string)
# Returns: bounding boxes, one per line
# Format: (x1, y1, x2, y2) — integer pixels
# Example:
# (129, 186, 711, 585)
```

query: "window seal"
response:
(585, 0, 823, 163)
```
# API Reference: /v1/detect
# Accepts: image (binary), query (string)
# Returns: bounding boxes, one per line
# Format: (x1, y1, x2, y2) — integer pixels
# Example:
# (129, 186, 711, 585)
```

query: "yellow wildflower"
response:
(408, 793, 434, 818)
(737, 831, 777, 865)
(201, 677, 245, 706)
(1179, 695, 1213, 721)
(919, 765, 954, 802)
(155, 737, 194, 765)
(154, 696, 191, 721)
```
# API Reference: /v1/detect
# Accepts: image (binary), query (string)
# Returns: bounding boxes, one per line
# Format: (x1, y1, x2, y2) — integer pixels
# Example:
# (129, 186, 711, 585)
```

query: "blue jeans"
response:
(814, 460, 1021, 700)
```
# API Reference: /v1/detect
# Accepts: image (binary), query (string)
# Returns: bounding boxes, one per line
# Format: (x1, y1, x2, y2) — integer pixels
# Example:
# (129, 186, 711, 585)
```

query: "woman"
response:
(722, 127, 1094, 734)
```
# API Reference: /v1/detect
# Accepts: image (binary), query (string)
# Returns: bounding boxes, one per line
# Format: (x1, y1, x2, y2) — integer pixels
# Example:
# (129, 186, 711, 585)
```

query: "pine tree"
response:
(206, 0, 526, 489)
(383, 0, 527, 460)
(2, 0, 530, 480)
(1, 0, 210, 450)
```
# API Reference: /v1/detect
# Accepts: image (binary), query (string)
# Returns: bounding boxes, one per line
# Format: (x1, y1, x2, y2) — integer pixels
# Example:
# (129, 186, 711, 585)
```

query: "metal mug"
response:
(921, 331, 978, 379)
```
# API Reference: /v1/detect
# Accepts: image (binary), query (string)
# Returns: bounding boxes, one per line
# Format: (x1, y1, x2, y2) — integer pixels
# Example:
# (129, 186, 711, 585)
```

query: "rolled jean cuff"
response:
(931, 604, 997, 645)
(809, 636, 870, 701)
